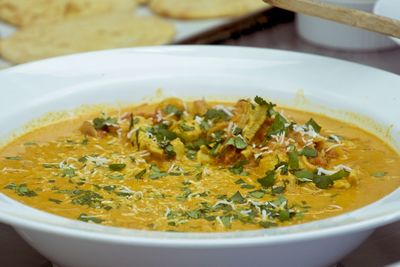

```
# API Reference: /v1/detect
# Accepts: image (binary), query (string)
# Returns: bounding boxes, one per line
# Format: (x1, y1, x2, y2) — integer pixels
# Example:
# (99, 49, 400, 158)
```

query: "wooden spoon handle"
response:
(263, 0, 400, 38)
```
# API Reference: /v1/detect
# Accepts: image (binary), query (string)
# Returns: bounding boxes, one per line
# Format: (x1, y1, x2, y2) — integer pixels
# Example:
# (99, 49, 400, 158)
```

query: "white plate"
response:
(374, 0, 400, 45)
(0, 46, 399, 267)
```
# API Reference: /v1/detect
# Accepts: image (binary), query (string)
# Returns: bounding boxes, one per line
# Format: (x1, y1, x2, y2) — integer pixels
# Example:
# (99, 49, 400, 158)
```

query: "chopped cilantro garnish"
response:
(219, 215, 232, 228)
(235, 179, 254, 189)
(5, 183, 37, 197)
(61, 167, 76, 178)
(267, 113, 287, 137)
(186, 210, 202, 219)
(48, 198, 62, 204)
(149, 164, 168, 180)
(313, 175, 333, 189)
(164, 105, 183, 117)
(274, 161, 289, 175)
(287, 150, 299, 170)
(176, 187, 192, 201)
(279, 210, 291, 221)
(235, 178, 245, 184)
(229, 160, 249, 176)
(186, 138, 207, 152)
(42, 163, 58, 169)
(254, 96, 268, 106)
(329, 169, 350, 181)
(186, 149, 197, 160)
(248, 190, 265, 199)
(254, 96, 276, 116)
(77, 213, 104, 224)
(71, 190, 103, 208)
(93, 116, 118, 130)
(109, 163, 126, 171)
(230, 191, 246, 204)
(4, 156, 22, 160)
(209, 143, 221, 156)
(135, 169, 146, 179)
(180, 123, 195, 132)
(372, 171, 388, 178)
(259, 221, 277, 228)
(257, 170, 276, 188)
(148, 124, 178, 142)
(271, 186, 286, 195)
(23, 141, 37, 146)
(300, 146, 318, 158)
(327, 134, 344, 143)
(226, 136, 247, 150)
(205, 109, 230, 121)
(306, 118, 321, 133)
(107, 174, 124, 180)
(164, 144, 176, 158)
(294, 170, 314, 182)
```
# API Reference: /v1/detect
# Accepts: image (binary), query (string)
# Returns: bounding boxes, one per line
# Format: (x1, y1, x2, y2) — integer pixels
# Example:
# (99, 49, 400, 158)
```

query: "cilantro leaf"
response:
(164, 144, 176, 158)
(259, 221, 277, 228)
(77, 213, 104, 224)
(135, 169, 146, 179)
(5, 183, 37, 197)
(294, 170, 314, 182)
(180, 123, 195, 132)
(287, 150, 299, 170)
(229, 160, 249, 176)
(93, 117, 118, 130)
(164, 105, 183, 117)
(149, 164, 168, 180)
(267, 113, 287, 137)
(372, 171, 388, 178)
(71, 190, 103, 208)
(107, 174, 124, 180)
(306, 118, 322, 133)
(187, 210, 202, 219)
(254, 96, 276, 117)
(279, 210, 291, 221)
(219, 215, 232, 228)
(230, 191, 246, 204)
(300, 146, 318, 158)
(274, 161, 289, 175)
(313, 175, 333, 189)
(186, 149, 197, 160)
(248, 190, 265, 199)
(108, 163, 126, 171)
(329, 169, 350, 181)
(257, 170, 276, 188)
(4, 156, 21, 160)
(48, 198, 62, 204)
(61, 167, 76, 178)
(226, 136, 247, 150)
(205, 109, 230, 121)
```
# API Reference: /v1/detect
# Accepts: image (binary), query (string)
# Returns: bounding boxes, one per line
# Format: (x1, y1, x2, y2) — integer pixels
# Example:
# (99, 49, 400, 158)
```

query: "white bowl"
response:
(0, 46, 399, 267)
(296, 0, 397, 50)
(374, 0, 400, 45)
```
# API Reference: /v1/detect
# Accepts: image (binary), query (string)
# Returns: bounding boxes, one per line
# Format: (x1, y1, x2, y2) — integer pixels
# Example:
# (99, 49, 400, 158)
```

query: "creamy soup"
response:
(0, 96, 399, 232)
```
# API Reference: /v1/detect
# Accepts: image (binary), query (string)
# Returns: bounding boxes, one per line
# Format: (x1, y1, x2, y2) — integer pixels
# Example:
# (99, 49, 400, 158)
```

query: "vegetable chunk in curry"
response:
(0, 96, 399, 232)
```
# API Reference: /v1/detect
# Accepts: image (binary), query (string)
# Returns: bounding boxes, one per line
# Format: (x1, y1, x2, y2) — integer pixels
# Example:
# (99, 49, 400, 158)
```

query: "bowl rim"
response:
(0, 45, 399, 246)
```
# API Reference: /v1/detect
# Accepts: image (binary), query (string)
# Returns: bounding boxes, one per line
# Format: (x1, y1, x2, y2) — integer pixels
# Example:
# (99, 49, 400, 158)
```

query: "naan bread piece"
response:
(0, 14, 175, 64)
(0, 0, 138, 27)
(149, 0, 267, 19)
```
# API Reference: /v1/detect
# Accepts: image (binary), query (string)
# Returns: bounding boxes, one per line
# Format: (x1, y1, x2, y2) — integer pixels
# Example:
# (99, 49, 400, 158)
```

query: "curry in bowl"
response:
(0, 96, 399, 232)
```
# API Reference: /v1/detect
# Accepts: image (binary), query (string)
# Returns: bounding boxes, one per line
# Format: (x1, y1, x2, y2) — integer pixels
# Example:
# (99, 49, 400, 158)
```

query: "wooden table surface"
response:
(0, 19, 399, 267)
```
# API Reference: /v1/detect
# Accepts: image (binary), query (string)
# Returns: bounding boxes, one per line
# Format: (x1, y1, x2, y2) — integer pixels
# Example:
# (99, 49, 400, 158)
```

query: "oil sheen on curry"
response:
(0, 96, 399, 232)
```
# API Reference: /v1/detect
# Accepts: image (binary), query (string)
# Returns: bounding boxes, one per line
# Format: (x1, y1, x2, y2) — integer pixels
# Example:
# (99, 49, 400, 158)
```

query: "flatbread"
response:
(0, 14, 175, 64)
(0, 0, 138, 27)
(149, 0, 268, 19)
